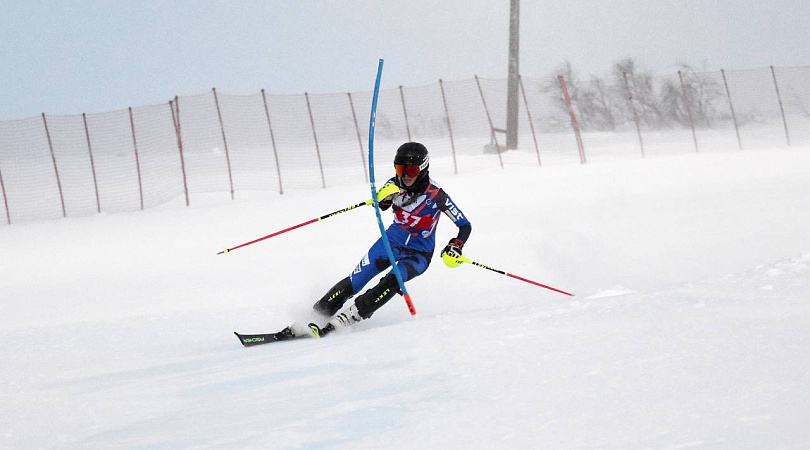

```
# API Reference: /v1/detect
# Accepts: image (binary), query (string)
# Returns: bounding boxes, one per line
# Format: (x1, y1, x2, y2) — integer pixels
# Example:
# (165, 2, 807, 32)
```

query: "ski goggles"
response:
(395, 164, 422, 178)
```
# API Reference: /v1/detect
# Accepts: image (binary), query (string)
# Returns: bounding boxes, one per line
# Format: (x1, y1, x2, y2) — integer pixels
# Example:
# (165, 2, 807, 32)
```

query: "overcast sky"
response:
(2, 0, 809, 120)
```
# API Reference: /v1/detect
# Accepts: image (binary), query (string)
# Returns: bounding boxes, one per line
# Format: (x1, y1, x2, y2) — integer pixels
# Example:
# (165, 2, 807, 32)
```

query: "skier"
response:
(287, 142, 472, 338)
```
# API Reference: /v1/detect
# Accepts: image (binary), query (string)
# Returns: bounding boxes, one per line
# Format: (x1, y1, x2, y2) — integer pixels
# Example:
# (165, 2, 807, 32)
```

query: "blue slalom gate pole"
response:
(367, 59, 417, 316)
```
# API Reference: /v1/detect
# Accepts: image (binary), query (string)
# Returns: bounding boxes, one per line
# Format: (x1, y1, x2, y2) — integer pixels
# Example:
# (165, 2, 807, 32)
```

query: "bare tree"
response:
(676, 62, 725, 127)
(578, 75, 619, 131)
(542, 61, 621, 131)
(659, 79, 688, 127)
(542, 58, 731, 131)
(541, 61, 587, 131)
(612, 58, 666, 128)
(786, 84, 810, 118)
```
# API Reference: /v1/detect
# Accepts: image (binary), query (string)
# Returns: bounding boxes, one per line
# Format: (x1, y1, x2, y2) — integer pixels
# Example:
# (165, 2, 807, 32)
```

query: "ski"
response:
(234, 324, 324, 347)
(234, 331, 298, 347)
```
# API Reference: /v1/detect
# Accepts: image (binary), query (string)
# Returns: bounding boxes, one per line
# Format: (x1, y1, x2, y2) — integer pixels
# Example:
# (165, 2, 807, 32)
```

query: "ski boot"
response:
(309, 305, 362, 338)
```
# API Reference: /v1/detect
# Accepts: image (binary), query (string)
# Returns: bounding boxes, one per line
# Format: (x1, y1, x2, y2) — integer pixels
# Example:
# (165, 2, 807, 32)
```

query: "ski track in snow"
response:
(2, 148, 810, 449)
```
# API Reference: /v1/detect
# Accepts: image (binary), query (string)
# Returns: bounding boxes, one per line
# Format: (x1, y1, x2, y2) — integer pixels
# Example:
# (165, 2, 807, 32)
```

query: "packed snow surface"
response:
(2, 148, 810, 449)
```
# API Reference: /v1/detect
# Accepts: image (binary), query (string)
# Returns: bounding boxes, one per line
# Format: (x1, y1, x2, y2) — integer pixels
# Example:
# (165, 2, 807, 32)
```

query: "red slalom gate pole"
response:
(217, 200, 371, 255)
(458, 256, 574, 297)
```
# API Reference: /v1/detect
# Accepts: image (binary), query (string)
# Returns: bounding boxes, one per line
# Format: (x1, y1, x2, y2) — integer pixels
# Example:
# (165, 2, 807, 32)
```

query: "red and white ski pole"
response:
(454, 255, 574, 297)
(217, 185, 400, 255)
(217, 200, 370, 255)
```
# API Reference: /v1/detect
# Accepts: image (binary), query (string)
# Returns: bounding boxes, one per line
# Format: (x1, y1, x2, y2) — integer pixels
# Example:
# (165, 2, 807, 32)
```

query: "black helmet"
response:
(394, 142, 430, 192)
(394, 142, 429, 169)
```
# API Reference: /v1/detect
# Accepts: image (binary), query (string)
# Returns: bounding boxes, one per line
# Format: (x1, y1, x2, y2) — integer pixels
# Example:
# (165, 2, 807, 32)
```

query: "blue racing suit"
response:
(313, 176, 472, 319)
(350, 177, 471, 291)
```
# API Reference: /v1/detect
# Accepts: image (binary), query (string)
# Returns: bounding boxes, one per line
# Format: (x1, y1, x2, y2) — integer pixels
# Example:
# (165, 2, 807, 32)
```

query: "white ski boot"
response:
(310, 305, 362, 337)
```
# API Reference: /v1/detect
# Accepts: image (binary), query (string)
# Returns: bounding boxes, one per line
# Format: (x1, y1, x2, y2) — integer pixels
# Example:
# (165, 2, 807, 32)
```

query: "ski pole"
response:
(455, 255, 574, 297)
(217, 200, 370, 255)
(217, 184, 400, 255)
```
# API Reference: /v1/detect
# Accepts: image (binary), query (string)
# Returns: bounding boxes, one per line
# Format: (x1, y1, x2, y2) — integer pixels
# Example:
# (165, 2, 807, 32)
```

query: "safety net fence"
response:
(1, 65, 808, 224)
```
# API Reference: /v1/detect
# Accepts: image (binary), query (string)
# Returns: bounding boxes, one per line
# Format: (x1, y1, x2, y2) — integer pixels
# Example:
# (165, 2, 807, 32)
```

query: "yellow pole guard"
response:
(442, 252, 470, 268)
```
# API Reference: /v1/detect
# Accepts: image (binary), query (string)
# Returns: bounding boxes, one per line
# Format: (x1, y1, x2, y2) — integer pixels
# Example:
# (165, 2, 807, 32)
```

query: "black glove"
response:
(442, 238, 464, 258)
(379, 199, 393, 211)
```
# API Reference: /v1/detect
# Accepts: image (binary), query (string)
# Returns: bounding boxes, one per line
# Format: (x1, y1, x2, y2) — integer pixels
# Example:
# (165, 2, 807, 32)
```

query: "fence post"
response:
(82, 113, 101, 213)
(347, 92, 369, 182)
(678, 70, 699, 153)
(438, 79, 458, 174)
(399, 85, 412, 141)
(128, 107, 145, 210)
(0, 164, 9, 224)
(42, 113, 66, 217)
(304, 92, 326, 188)
(212, 88, 235, 199)
(518, 75, 542, 166)
(169, 98, 190, 206)
(260, 89, 284, 195)
(622, 72, 645, 158)
(770, 66, 791, 147)
(557, 76, 586, 164)
(720, 69, 743, 150)
(474, 75, 504, 169)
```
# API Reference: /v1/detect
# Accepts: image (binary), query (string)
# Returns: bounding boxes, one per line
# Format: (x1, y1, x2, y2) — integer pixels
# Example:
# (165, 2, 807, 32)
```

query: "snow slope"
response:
(2, 148, 810, 449)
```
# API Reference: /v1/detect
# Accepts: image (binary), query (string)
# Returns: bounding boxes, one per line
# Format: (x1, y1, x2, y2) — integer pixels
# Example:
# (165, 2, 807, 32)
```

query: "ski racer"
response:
(286, 142, 472, 338)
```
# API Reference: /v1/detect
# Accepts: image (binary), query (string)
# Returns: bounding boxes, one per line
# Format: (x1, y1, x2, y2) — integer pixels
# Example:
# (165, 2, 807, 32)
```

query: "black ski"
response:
(234, 324, 324, 347)
(234, 331, 299, 347)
